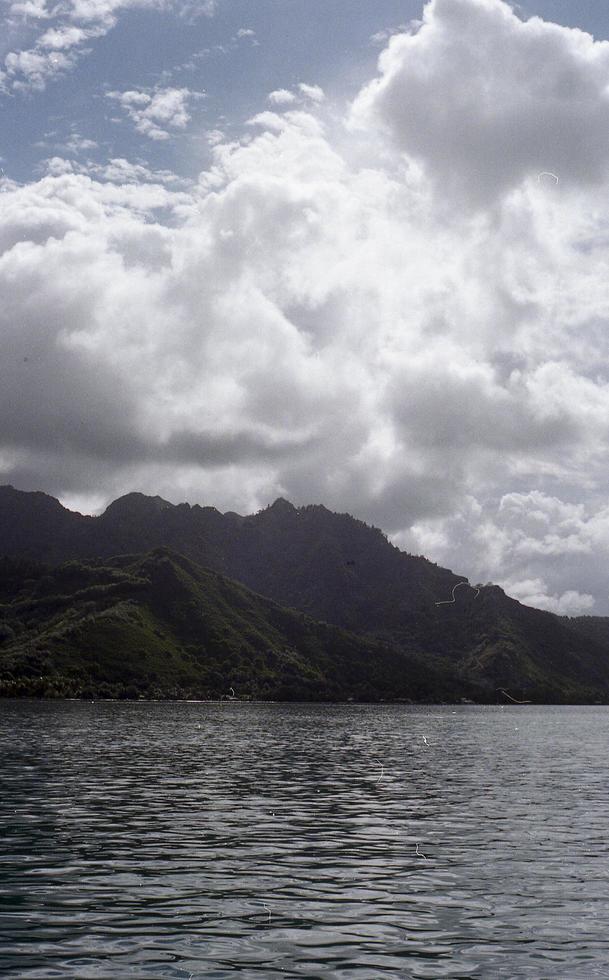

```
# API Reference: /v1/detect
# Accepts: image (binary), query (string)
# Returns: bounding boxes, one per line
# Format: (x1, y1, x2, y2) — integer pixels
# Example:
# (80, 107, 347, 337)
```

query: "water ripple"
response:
(1, 702, 609, 977)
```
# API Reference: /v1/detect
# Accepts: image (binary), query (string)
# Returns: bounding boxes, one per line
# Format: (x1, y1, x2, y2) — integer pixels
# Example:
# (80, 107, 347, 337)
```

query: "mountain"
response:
(2, 485, 609, 702)
(0, 550, 478, 702)
(0, 485, 462, 629)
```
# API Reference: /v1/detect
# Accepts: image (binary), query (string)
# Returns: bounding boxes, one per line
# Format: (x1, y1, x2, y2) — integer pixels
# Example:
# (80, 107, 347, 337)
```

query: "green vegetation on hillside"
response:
(3, 487, 609, 702)
(0, 551, 481, 702)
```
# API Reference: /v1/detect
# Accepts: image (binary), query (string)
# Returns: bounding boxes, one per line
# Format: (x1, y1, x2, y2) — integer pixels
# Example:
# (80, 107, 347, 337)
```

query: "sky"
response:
(3, 0, 609, 616)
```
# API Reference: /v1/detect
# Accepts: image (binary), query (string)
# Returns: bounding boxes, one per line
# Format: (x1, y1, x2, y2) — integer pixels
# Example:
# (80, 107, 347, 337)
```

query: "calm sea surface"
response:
(1, 701, 609, 979)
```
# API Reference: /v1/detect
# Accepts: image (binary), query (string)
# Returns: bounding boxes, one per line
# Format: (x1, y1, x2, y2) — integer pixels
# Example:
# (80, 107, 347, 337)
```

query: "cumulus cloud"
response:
(39, 155, 190, 190)
(5, 0, 609, 613)
(107, 86, 203, 140)
(3, 42, 91, 91)
(402, 491, 605, 616)
(298, 83, 324, 103)
(37, 25, 91, 49)
(352, 0, 609, 208)
(268, 89, 296, 106)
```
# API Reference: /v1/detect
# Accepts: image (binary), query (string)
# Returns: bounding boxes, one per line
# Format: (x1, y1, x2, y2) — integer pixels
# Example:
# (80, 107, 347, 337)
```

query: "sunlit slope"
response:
(0, 550, 475, 702)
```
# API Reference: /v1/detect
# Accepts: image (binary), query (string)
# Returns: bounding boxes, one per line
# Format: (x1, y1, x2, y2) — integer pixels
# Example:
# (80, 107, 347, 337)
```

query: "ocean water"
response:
(1, 700, 609, 979)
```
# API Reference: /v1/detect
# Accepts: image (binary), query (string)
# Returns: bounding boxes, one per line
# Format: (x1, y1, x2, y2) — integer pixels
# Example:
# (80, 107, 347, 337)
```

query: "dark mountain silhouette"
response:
(2, 484, 609, 701)
(0, 485, 463, 629)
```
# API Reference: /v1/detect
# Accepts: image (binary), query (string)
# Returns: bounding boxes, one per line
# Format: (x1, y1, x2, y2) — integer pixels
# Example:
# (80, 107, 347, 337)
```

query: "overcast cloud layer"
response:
(4, 0, 609, 614)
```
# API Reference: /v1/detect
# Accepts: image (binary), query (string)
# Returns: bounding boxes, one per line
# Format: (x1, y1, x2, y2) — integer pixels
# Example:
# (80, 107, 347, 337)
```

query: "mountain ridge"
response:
(0, 484, 466, 628)
(2, 485, 609, 702)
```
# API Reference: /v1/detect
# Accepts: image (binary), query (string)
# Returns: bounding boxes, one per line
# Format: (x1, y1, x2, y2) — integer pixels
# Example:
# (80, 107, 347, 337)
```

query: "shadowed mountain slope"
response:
(0, 486, 463, 630)
(2, 485, 609, 701)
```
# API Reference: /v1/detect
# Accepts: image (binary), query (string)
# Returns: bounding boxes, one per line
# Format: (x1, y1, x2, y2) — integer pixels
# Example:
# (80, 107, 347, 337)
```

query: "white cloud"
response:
(204, 129, 224, 146)
(3, 45, 85, 91)
(5, 0, 609, 612)
(268, 89, 296, 106)
(63, 134, 99, 154)
(2, 0, 216, 92)
(85, 157, 187, 186)
(7, 0, 53, 17)
(37, 26, 90, 49)
(370, 23, 419, 46)
(404, 489, 609, 615)
(268, 85, 324, 108)
(352, 0, 609, 208)
(43, 156, 76, 176)
(499, 578, 594, 617)
(298, 83, 324, 103)
(107, 85, 203, 140)
(40, 155, 189, 188)
(246, 110, 289, 132)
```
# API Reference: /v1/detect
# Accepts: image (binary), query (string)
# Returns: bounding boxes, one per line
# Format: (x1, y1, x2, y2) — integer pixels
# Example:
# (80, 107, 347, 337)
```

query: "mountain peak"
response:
(268, 497, 296, 513)
(102, 492, 173, 520)
(0, 484, 73, 515)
